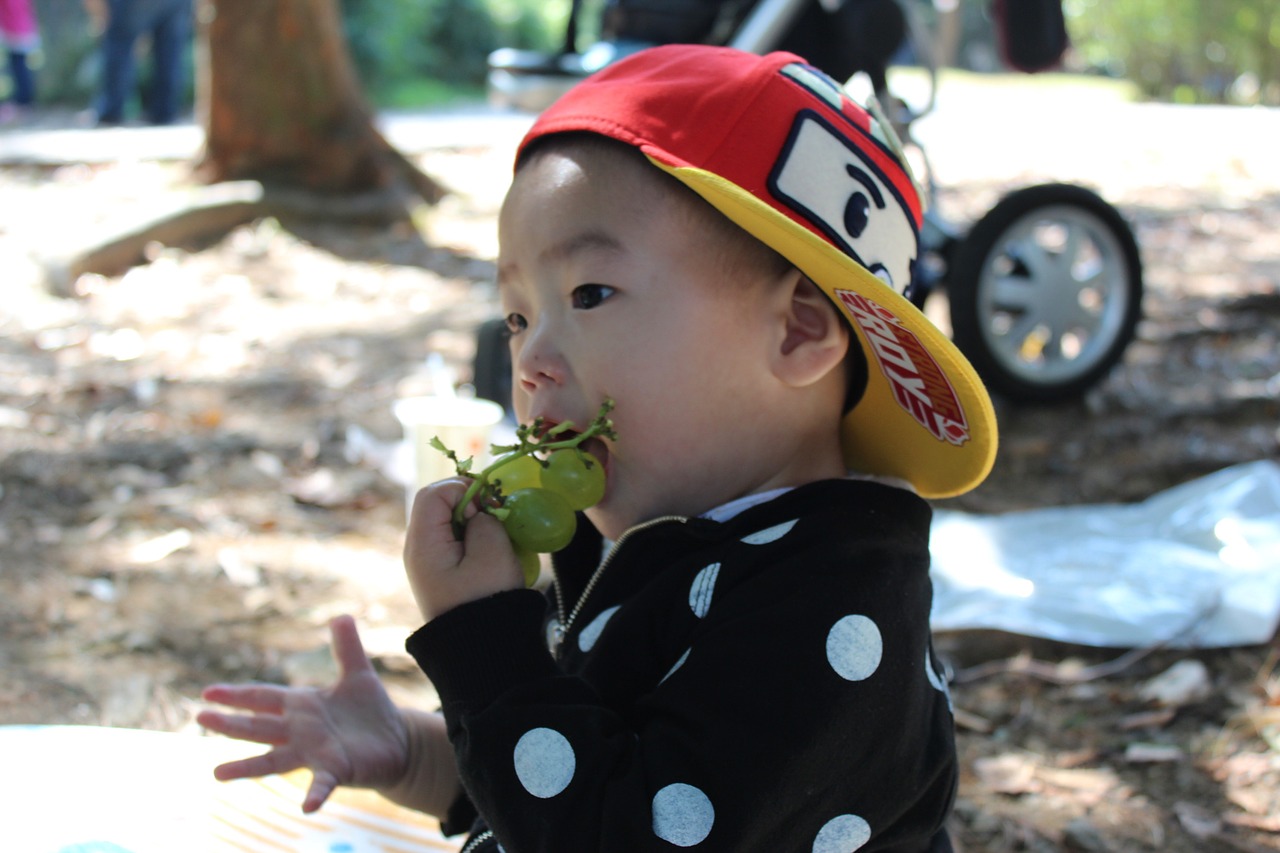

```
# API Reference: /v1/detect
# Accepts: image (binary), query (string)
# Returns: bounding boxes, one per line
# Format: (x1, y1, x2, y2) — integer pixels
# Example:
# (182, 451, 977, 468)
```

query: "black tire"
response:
(947, 183, 1143, 402)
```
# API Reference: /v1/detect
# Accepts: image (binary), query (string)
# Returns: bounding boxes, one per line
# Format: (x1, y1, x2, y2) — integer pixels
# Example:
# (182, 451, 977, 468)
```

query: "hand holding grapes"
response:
(403, 400, 614, 622)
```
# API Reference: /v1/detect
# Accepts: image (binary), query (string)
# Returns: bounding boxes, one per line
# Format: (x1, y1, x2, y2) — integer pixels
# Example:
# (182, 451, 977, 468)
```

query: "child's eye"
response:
(572, 284, 615, 310)
(504, 313, 528, 335)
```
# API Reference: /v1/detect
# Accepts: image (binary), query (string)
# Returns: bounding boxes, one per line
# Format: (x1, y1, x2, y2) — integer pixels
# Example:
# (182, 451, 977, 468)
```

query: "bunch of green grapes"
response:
(431, 399, 616, 586)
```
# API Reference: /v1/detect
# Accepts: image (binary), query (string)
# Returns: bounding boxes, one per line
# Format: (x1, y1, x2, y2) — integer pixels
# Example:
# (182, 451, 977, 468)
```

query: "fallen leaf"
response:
(1036, 766, 1122, 795)
(974, 753, 1040, 795)
(953, 706, 994, 733)
(1139, 659, 1213, 706)
(128, 529, 193, 564)
(1123, 742, 1185, 763)
(1118, 707, 1177, 730)
(216, 547, 263, 587)
(1173, 801, 1222, 839)
(1224, 812, 1280, 833)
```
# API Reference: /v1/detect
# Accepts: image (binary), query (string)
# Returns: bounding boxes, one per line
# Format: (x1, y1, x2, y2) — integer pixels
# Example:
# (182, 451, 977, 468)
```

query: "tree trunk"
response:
(193, 0, 444, 209)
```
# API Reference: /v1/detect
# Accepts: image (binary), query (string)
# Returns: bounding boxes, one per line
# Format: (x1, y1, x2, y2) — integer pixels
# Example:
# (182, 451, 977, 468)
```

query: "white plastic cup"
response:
(392, 396, 506, 512)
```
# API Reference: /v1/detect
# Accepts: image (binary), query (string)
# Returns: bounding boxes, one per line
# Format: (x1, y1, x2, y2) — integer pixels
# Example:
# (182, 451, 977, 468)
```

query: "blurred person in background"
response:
(85, 0, 192, 125)
(0, 0, 38, 124)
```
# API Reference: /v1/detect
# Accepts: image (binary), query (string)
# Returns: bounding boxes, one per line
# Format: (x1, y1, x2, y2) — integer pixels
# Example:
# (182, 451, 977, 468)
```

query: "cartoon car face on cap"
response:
(768, 109, 919, 293)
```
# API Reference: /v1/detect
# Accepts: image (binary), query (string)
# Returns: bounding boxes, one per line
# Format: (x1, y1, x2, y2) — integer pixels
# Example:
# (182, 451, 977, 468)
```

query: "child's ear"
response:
(772, 272, 850, 388)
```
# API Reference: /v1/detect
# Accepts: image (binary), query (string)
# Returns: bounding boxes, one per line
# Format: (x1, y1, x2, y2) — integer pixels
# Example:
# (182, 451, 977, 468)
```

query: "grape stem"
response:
(431, 398, 617, 540)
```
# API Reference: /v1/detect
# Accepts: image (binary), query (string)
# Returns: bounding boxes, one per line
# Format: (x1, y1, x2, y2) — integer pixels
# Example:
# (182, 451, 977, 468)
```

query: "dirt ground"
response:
(2, 96, 1279, 852)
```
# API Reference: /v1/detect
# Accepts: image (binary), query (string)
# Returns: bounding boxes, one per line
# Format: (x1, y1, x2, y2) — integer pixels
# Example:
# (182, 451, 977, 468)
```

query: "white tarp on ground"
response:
(930, 460, 1280, 648)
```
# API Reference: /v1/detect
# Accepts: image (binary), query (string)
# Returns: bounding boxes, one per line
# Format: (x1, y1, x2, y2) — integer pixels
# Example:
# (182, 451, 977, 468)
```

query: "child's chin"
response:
(583, 504, 627, 543)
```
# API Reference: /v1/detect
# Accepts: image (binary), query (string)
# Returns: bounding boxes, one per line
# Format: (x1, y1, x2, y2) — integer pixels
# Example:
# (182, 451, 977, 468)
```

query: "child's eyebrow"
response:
(541, 229, 625, 265)
(496, 227, 622, 290)
(498, 229, 625, 289)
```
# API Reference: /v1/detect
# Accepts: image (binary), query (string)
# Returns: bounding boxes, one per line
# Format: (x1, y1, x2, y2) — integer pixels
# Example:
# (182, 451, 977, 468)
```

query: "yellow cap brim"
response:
(655, 160, 998, 498)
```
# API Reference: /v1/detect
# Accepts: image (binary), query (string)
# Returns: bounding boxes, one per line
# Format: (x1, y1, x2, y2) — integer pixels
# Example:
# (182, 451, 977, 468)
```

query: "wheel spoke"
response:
(1049, 311, 1085, 362)
(1039, 326, 1065, 362)
(993, 313, 1046, 364)
(1062, 226, 1084, 274)
(1012, 238, 1057, 282)
(990, 273, 1035, 311)
(1063, 292, 1102, 333)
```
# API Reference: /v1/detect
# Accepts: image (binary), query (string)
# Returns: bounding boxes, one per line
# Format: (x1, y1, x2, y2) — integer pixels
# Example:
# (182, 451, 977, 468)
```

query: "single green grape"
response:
(490, 454, 543, 496)
(515, 547, 541, 587)
(541, 449, 606, 511)
(502, 487, 576, 554)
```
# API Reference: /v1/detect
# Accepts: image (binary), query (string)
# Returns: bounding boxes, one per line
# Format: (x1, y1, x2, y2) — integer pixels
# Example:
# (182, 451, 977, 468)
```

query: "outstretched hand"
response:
(197, 615, 409, 813)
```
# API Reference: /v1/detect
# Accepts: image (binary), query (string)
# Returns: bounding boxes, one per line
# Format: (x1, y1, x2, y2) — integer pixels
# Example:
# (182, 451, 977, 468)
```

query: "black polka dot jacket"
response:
(407, 478, 957, 852)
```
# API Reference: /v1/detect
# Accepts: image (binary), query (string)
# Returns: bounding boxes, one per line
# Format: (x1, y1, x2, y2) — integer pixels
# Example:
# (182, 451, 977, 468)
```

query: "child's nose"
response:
(514, 322, 568, 392)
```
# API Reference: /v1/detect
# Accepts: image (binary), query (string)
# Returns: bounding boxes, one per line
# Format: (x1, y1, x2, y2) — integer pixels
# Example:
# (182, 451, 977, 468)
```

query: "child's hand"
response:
(197, 615, 410, 813)
(428, 399, 615, 588)
(403, 478, 524, 622)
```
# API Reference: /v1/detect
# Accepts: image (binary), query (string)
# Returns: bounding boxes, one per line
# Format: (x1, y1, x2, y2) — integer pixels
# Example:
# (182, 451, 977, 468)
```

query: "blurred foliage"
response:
(342, 0, 564, 103)
(21, 0, 99, 105)
(1063, 0, 1280, 104)
(938, 0, 1278, 105)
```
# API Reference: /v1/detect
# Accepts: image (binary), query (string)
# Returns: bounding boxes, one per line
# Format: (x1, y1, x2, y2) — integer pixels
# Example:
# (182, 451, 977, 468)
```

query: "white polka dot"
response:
(660, 648, 691, 684)
(813, 813, 872, 852)
(741, 519, 798, 545)
(926, 647, 953, 711)
(826, 615, 882, 681)
(577, 605, 620, 652)
(513, 728, 575, 798)
(689, 563, 720, 618)
(652, 783, 715, 847)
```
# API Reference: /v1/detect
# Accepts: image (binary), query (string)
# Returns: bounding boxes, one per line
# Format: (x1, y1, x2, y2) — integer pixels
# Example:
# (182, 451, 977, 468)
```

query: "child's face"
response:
(497, 142, 798, 540)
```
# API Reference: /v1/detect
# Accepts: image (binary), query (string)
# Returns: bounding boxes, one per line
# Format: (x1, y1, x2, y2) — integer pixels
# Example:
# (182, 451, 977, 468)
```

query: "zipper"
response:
(460, 829, 494, 853)
(550, 515, 687, 656)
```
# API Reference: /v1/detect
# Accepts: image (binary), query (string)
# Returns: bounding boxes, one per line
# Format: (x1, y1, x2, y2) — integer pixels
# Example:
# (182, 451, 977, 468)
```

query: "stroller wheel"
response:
(947, 183, 1143, 402)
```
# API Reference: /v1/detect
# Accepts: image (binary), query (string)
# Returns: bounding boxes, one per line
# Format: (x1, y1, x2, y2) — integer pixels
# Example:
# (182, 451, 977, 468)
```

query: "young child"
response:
(199, 44, 997, 852)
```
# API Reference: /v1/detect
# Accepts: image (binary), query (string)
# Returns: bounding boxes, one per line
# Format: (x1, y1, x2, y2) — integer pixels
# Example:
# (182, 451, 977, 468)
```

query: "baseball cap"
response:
(517, 44, 997, 498)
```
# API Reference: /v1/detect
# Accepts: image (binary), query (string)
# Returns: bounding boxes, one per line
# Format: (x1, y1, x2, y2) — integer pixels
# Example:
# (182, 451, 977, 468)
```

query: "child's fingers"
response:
(211, 747, 302, 782)
(201, 683, 288, 714)
(463, 509, 522, 571)
(407, 480, 474, 537)
(404, 480, 473, 574)
(328, 614, 373, 679)
(195, 708, 288, 745)
(302, 769, 339, 813)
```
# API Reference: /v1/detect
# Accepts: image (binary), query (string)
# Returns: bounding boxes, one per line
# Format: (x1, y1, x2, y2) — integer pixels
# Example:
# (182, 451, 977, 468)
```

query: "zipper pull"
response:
(546, 617, 565, 655)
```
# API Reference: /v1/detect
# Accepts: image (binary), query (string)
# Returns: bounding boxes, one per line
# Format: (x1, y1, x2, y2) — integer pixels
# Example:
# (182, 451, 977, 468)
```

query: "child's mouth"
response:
(578, 435, 609, 468)
(533, 415, 613, 499)
(578, 435, 612, 498)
